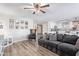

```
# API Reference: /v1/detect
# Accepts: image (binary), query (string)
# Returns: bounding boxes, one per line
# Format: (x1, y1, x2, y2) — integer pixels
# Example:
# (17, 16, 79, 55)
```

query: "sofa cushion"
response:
(58, 43, 78, 55)
(63, 35, 79, 45)
(46, 41, 61, 48)
(57, 34, 63, 42)
(43, 34, 49, 40)
(38, 38, 47, 45)
(49, 34, 57, 41)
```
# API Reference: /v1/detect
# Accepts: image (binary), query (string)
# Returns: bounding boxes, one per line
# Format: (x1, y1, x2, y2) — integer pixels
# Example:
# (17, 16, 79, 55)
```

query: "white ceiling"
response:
(0, 3, 79, 23)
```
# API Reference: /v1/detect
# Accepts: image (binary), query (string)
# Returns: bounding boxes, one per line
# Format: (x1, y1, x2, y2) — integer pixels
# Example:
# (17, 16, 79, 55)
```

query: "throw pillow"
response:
(49, 34, 57, 41)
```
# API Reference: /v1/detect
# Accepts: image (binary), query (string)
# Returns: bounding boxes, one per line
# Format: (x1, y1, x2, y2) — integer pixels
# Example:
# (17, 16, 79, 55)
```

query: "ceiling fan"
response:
(24, 3, 50, 14)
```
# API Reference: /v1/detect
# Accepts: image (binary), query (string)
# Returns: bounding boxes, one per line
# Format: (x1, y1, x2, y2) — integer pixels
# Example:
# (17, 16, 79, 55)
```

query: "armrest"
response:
(76, 50, 79, 56)
(75, 39, 79, 50)
(58, 43, 78, 55)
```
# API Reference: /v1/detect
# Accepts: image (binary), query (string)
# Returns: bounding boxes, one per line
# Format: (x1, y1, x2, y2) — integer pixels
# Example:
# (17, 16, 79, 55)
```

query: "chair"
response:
(28, 33, 36, 41)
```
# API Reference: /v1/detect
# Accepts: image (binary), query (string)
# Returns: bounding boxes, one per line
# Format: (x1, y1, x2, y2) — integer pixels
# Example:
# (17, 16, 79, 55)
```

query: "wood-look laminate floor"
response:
(4, 40, 58, 56)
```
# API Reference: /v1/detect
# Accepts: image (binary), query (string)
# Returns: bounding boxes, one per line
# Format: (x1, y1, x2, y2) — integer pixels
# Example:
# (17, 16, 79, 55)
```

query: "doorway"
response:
(37, 24, 43, 34)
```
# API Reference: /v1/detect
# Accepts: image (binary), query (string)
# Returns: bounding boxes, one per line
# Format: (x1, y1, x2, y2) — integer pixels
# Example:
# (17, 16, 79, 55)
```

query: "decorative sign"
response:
(15, 21, 28, 29)
(9, 19, 14, 29)
(0, 24, 3, 29)
(9, 19, 28, 29)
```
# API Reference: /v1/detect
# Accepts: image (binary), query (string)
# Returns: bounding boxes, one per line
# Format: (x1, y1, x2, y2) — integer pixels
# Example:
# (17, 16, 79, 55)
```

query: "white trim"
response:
(13, 38, 28, 43)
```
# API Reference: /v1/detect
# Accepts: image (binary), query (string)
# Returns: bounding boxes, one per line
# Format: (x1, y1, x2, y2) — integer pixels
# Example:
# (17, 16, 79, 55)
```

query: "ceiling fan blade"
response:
(33, 3, 40, 6)
(40, 10, 46, 13)
(33, 11, 35, 14)
(41, 4, 49, 8)
(24, 8, 34, 9)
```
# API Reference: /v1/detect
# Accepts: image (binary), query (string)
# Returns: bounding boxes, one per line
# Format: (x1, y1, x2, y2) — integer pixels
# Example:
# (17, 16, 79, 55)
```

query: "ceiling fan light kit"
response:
(24, 3, 50, 14)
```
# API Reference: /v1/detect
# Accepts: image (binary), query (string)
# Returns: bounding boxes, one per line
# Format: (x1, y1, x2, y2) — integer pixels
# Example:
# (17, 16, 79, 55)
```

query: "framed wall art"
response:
(9, 19, 14, 29)
(25, 21, 28, 25)
(21, 21, 24, 24)
(0, 24, 3, 29)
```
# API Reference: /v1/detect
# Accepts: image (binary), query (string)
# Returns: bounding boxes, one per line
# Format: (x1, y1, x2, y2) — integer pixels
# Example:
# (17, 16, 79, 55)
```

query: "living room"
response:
(0, 3, 79, 56)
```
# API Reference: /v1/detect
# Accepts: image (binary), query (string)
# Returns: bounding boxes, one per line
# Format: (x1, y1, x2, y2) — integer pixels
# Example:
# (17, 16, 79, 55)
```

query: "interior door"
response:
(37, 24, 42, 34)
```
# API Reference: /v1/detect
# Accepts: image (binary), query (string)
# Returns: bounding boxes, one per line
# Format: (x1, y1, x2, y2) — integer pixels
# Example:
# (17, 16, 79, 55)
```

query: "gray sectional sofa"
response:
(38, 34, 79, 56)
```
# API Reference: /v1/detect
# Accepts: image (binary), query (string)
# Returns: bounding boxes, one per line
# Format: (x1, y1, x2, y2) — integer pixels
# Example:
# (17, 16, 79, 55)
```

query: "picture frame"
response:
(21, 21, 24, 24)
(21, 26, 24, 29)
(0, 24, 3, 29)
(9, 19, 14, 29)
(25, 26, 28, 28)
(14, 20, 28, 29)
(16, 22, 19, 24)
(25, 21, 28, 25)
(16, 26, 19, 29)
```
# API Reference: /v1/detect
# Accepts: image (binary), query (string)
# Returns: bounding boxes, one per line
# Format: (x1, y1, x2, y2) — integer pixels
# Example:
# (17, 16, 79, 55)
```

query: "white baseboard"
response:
(13, 37, 28, 43)
(4, 36, 28, 48)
